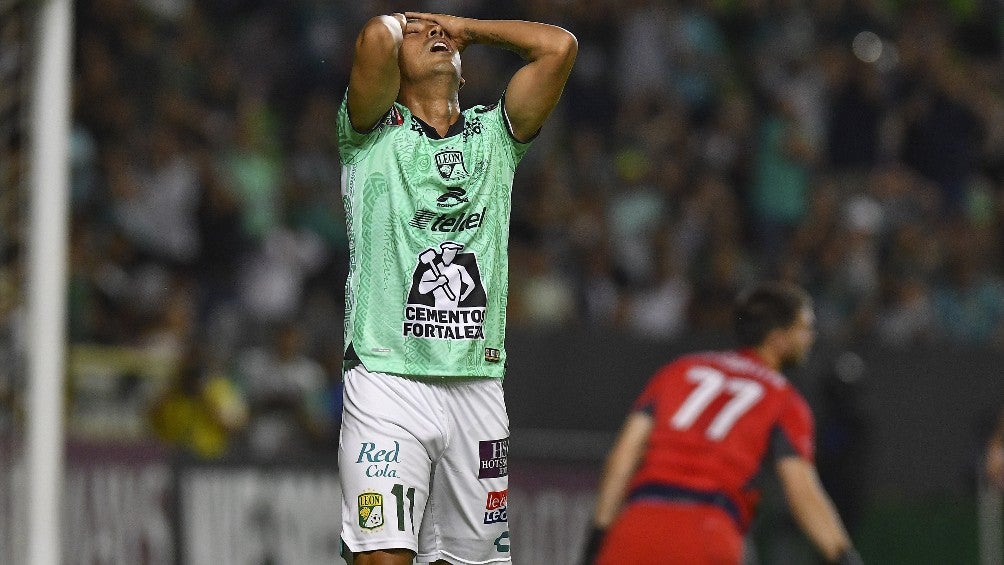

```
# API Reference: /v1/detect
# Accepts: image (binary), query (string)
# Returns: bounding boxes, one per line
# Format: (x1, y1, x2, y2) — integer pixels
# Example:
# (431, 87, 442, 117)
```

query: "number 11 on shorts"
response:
(392, 483, 416, 533)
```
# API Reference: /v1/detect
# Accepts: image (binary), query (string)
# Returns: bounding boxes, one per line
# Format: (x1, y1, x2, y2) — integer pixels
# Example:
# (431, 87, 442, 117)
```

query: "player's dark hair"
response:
(734, 282, 812, 347)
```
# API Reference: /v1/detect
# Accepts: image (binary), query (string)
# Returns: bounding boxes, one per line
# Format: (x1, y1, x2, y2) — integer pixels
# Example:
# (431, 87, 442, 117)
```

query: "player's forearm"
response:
(790, 490, 853, 561)
(780, 460, 853, 562)
(592, 454, 634, 528)
(465, 19, 577, 67)
(591, 413, 651, 527)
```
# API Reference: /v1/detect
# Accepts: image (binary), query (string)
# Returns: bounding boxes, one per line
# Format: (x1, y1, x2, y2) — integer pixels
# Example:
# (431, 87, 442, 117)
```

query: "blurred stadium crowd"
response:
(1, 0, 1003, 458)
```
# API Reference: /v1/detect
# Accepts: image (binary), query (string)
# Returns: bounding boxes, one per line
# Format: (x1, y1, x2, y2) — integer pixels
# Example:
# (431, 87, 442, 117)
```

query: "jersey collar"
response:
(411, 111, 466, 139)
(737, 348, 769, 368)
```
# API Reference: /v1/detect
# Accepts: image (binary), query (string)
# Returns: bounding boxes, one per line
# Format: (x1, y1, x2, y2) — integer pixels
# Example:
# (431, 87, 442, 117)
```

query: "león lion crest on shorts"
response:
(358, 491, 385, 530)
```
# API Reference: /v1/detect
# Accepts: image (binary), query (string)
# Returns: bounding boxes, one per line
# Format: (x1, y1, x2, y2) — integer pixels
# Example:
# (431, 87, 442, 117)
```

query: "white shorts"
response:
(338, 364, 512, 564)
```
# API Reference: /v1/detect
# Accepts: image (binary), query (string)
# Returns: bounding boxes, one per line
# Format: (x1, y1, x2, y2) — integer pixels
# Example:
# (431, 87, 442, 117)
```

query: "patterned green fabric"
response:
(338, 96, 531, 378)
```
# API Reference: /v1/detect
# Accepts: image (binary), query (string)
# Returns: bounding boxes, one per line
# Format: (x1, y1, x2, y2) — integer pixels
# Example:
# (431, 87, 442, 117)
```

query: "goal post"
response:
(26, 0, 73, 563)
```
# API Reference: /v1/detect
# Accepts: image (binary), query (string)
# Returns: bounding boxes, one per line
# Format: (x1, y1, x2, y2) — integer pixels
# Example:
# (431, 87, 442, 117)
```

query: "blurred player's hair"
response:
(734, 282, 812, 347)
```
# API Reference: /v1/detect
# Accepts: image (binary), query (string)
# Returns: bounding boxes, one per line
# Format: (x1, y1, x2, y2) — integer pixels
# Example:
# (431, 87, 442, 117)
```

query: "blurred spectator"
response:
(113, 123, 200, 264)
(237, 222, 327, 324)
(874, 275, 937, 347)
(233, 323, 331, 457)
(824, 46, 885, 170)
(622, 242, 690, 339)
(150, 347, 248, 459)
(221, 96, 283, 241)
(749, 95, 817, 259)
(511, 245, 578, 329)
(932, 251, 1004, 346)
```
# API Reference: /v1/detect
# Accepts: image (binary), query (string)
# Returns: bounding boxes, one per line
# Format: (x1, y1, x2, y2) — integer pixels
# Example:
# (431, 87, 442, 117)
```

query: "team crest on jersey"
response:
(435, 148, 469, 181)
(358, 491, 385, 530)
(403, 242, 487, 341)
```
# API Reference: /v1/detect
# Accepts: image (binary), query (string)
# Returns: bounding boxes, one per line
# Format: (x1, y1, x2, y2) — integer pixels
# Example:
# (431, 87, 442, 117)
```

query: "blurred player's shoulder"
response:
(676, 350, 790, 390)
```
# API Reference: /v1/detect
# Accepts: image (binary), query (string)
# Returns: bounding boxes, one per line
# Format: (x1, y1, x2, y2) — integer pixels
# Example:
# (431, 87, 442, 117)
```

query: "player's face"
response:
(399, 18, 462, 85)
(782, 306, 816, 367)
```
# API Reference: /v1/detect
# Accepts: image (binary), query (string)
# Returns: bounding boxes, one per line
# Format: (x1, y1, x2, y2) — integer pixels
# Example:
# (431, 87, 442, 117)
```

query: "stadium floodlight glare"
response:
(852, 30, 883, 64)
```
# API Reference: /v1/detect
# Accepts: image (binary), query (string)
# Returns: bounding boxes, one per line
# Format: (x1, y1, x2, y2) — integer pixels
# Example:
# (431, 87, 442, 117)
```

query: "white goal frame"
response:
(26, 1, 72, 564)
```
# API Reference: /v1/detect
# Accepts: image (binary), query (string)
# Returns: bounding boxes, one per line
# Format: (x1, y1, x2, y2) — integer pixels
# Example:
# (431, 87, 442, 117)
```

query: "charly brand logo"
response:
(494, 530, 510, 553)
(478, 437, 509, 479)
(435, 149, 470, 182)
(483, 489, 508, 524)
(409, 207, 487, 233)
(356, 441, 401, 478)
(358, 491, 385, 530)
(404, 243, 487, 341)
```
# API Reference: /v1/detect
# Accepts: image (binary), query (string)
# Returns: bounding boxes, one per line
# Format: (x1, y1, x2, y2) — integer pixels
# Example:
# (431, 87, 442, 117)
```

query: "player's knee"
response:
(350, 547, 415, 565)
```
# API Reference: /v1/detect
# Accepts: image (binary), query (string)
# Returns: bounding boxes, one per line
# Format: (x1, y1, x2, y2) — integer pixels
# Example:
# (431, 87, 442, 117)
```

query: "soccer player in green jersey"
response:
(336, 10, 576, 565)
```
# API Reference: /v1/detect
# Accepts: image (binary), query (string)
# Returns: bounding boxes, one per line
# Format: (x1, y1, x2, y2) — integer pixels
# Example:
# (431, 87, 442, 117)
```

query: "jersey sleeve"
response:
(630, 363, 675, 416)
(480, 95, 533, 167)
(336, 92, 388, 165)
(771, 388, 815, 461)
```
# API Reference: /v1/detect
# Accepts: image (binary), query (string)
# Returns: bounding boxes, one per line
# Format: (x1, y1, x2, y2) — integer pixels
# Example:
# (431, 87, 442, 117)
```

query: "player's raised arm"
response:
(404, 12, 577, 142)
(347, 13, 408, 132)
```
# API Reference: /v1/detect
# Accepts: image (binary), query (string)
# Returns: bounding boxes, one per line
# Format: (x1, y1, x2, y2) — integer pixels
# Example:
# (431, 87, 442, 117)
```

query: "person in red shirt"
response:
(583, 282, 862, 565)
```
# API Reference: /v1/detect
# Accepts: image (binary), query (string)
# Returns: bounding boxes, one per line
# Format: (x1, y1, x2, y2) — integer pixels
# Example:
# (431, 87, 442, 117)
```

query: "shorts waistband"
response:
(628, 482, 743, 529)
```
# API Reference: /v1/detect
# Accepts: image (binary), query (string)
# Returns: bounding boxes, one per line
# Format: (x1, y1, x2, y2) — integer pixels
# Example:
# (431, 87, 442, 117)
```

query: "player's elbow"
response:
(357, 15, 402, 55)
(552, 29, 578, 68)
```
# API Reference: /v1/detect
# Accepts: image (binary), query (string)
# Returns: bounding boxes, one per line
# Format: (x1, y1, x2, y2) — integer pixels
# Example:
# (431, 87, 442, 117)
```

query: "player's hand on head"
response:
(404, 12, 473, 51)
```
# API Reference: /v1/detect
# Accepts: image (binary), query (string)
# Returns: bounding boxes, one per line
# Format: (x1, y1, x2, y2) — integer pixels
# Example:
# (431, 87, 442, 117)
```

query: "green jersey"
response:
(338, 96, 532, 379)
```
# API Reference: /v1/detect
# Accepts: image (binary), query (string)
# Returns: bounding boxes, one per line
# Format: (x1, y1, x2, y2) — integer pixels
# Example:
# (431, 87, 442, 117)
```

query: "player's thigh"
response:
(339, 367, 442, 553)
(420, 378, 511, 563)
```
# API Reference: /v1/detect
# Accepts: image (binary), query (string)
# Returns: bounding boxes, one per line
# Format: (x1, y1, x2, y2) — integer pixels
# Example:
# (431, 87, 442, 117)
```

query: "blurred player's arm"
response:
(405, 12, 577, 142)
(986, 406, 1004, 489)
(776, 456, 863, 564)
(582, 411, 653, 563)
(347, 13, 408, 132)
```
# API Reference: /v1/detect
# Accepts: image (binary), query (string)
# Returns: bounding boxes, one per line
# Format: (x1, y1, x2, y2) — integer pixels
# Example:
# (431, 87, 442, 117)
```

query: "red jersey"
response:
(626, 348, 814, 530)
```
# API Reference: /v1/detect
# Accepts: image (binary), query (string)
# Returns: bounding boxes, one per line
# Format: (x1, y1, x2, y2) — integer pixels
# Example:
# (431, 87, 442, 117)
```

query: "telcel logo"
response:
(410, 207, 487, 233)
